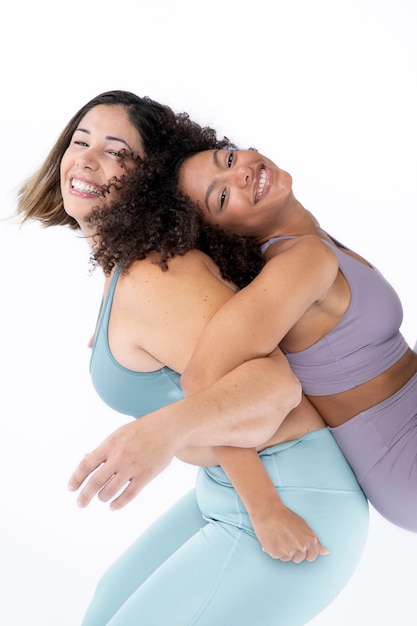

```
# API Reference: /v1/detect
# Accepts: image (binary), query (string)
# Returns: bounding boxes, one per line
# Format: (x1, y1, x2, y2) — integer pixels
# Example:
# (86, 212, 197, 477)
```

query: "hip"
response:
(196, 428, 368, 549)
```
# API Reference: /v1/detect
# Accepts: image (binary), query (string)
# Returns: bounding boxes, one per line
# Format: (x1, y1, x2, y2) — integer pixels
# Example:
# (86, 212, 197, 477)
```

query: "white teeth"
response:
(72, 179, 102, 194)
(257, 169, 266, 198)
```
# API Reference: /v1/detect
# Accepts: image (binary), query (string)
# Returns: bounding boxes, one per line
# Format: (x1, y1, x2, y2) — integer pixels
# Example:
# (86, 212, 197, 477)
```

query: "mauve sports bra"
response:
(261, 234, 408, 395)
(90, 266, 183, 418)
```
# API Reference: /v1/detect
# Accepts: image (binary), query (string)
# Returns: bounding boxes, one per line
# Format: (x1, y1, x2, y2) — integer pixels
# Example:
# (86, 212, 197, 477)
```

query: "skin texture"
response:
(178, 148, 297, 240)
(178, 149, 417, 428)
(57, 102, 331, 563)
(60, 104, 144, 230)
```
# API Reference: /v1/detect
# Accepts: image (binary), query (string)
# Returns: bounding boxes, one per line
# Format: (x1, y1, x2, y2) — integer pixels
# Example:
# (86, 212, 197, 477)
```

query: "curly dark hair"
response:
(86, 113, 264, 288)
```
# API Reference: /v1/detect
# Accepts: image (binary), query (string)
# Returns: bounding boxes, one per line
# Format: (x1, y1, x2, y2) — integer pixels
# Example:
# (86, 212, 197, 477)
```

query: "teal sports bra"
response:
(90, 266, 183, 418)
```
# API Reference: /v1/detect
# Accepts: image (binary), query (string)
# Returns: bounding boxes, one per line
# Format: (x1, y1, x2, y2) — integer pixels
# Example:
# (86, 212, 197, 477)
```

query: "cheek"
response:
(225, 202, 248, 225)
(223, 206, 257, 236)
(106, 162, 129, 182)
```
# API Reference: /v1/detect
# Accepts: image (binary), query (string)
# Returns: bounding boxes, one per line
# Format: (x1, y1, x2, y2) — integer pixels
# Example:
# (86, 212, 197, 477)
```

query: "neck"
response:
(257, 200, 321, 245)
(76, 219, 98, 252)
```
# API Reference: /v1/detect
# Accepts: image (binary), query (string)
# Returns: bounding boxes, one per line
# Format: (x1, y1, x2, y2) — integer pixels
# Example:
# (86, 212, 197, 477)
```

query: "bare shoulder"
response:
(113, 251, 237, 372)
(266, 233, 337, 260)
(262, 234, 338, 278)
(164, 249, 236, 287)
(116, 251, 235, 317)
(121, 250, 236, 293)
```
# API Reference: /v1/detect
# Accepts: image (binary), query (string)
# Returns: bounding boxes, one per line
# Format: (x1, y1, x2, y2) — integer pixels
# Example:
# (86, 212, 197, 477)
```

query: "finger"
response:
(109, 480, 143, 510)
(98, 473, 130, 503)
(261, 544, 292, 561)
(68, 452, 105, 492)
(76, 467, 116, 508)
(262, 545, 285, 560)
(305, 541, 329, 562)
(305, 542, 320, 562)
(291, 552, 306, 564)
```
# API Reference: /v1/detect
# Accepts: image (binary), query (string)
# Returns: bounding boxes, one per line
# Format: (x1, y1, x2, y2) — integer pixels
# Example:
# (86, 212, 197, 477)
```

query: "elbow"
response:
(181, 366, 210, 396)
(180, 371, 193, 396)
(270, 367, 302, 417)
(288, 372, 303, 411)
(267, 351, 302, 414)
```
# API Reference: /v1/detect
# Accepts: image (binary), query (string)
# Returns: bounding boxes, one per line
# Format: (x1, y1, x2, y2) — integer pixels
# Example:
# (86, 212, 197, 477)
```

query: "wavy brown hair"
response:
(16, 90, 187, 228)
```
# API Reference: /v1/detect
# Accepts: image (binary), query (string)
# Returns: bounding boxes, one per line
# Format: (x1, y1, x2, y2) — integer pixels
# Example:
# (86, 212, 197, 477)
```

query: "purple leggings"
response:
(330, 371, 417, 531)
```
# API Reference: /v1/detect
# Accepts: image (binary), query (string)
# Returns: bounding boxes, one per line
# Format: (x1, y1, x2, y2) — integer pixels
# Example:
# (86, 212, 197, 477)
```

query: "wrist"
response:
(246, 495, 287, 519)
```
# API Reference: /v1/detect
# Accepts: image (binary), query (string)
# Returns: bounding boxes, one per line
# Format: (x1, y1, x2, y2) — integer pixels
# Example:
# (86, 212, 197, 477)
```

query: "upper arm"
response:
(181, 236, 338, 391)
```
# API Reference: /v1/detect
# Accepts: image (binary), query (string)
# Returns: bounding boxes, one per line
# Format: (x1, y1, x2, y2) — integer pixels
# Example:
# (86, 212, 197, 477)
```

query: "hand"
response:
(68, 418, 177, 510)
(250, 503, 329, 563)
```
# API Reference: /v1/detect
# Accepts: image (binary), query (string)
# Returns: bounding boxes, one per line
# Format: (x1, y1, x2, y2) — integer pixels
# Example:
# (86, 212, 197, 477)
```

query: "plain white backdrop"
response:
(1, 1, 416, 624)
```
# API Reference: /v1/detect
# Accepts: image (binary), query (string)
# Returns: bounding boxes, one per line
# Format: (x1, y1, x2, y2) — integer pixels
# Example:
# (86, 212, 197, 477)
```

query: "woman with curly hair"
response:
(17, 90, 368, 625)
(143, 132, 417, 535)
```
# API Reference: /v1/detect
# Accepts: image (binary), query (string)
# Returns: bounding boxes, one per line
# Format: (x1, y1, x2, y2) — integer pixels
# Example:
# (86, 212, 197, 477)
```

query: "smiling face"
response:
(178, 149, 295, 240)
(60, 104, 144, 229)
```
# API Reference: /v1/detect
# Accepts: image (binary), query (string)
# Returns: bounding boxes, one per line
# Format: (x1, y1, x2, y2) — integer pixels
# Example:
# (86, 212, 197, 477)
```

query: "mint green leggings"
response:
(81, 429, 368, 626)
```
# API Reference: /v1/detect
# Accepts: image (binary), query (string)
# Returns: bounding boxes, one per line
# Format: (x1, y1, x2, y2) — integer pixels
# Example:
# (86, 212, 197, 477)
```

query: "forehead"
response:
(179, 152, 206, 185)
(181, 150, 215, 181)
(77, 104, 144, 152)
(179, 151, 212, 198)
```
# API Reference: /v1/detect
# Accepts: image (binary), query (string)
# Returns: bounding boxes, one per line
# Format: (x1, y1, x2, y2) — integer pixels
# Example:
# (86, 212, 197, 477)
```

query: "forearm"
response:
(148, 354, 301, 454)
(175, 350, 300, 464)
(210, 446, 285, 513)
(177, 343, 303, 555)
(203, 445, 328, 563)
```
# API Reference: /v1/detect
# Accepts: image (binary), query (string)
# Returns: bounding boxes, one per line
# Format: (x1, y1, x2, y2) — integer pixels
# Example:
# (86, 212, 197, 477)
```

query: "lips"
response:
(71, 177, 103, 196)
(254, 166, 270, 203)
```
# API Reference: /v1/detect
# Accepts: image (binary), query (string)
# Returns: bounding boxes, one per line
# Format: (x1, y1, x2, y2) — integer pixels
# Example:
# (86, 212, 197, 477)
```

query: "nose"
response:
(231, 164, 251, 189)
(75, 149, 99, 171)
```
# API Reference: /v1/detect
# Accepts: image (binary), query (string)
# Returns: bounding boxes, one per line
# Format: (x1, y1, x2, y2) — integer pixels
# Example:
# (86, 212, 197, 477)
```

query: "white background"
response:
(1, 1, 416, 624)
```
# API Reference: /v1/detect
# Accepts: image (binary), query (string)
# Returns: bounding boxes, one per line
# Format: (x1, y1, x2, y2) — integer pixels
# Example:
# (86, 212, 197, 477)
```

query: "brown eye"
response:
(220, 188, 227, 210)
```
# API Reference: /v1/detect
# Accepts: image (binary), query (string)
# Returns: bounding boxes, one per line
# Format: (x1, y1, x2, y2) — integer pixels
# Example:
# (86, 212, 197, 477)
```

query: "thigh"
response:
(106, 433, 369, 626)
(331, 372, 417, 530)
(106, 499, 367, 626)
(82, 489, 205, 626)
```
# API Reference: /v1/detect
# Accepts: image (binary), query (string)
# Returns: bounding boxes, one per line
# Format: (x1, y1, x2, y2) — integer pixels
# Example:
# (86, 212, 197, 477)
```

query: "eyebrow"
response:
(204, 149, 221, 211)
(75, 127, 133, 152)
